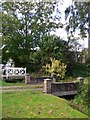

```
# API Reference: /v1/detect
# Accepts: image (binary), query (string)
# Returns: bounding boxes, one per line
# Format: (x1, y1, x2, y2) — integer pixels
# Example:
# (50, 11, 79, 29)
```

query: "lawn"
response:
(2, 90, 88, 118)
(0, 80, 26, 86)
(0, 91, 2, 119)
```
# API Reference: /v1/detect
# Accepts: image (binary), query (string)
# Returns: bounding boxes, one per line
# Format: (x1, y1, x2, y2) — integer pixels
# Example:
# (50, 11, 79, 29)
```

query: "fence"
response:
(25, 75, 53, 84)
(2, 67, 26, 79)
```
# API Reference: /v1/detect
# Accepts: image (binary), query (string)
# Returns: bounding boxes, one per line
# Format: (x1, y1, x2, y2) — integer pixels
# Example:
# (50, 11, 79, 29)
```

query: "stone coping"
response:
(51, 81, 78, 84)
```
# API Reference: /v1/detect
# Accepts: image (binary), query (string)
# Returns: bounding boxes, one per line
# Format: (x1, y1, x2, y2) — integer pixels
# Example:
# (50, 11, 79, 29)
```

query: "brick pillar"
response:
(25, 73, 30, 84)
(44, 79, 52, 93)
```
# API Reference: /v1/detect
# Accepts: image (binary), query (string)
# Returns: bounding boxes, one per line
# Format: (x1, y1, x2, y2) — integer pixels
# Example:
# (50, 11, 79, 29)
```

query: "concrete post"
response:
(25, 73, 30, 84)
(53, 74, 56, 82)
(44, 79, 52, 93)
(76, 77, 84, 83)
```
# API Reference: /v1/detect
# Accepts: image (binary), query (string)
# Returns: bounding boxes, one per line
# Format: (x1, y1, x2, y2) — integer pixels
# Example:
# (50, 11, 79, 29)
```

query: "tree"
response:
(65, 1, 90, 59)
(35, 34, 78, 76)
(28, 34, 71, 73)
(39, 35, 70, 63)
(2, 1, 62, 71)
(2, 1, 79, 75)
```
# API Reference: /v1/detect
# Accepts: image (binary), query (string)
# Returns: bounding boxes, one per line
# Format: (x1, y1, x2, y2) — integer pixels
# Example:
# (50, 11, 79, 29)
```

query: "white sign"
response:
(3, 67, 26, 76)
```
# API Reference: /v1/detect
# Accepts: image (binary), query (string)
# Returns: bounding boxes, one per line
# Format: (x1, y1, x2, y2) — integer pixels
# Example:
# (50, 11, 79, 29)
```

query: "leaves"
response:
(44, 58, 67, 80)
(2, 2, 62, 68)
(65, 2, 89, 36)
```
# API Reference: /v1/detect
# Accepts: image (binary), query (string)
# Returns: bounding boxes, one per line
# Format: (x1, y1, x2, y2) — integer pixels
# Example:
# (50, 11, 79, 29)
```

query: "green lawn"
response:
(2, 90, 88, 118)
(0, 80, 26, 86)
(0, 91, 2, 119)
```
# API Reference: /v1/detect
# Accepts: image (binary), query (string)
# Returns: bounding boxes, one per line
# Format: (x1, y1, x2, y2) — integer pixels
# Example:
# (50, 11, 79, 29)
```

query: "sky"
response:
(51, 0, 88, 49)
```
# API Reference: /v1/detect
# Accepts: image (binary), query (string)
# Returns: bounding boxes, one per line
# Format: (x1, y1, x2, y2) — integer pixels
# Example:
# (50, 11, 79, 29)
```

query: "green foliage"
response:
(65, 2, 89, 36)
(2, 1, 83, 75)
(71, 77, 90, 116)
(65, 2, 90, 58)
(86, 58, 90, 74)
(44, 58, 67, 80)
(69, 63, 90, 77)
(2, 2, 61, 69)
(39, 35, 70, 62)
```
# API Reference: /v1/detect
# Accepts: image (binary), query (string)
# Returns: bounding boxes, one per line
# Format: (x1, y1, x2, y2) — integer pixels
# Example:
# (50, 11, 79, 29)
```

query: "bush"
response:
(44, 58, 67, 81)
(68, 63, 90, 77)
(70, 77, 90, 116)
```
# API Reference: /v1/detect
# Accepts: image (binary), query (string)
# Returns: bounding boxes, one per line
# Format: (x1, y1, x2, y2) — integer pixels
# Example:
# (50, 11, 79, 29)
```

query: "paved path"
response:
(0, 85, 43, 92)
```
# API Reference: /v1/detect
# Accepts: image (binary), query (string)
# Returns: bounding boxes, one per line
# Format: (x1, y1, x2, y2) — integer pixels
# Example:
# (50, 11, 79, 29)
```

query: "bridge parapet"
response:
(51, 82, 78, 92)
(44, 79, 79, 96)
(51, 82, 78, 96)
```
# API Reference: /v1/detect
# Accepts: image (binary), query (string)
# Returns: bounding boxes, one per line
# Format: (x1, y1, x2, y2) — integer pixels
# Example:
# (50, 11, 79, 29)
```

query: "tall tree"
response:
(65, 1, 90, 59)
(2, 1, 62, 69)
(29, 34, 71, 72)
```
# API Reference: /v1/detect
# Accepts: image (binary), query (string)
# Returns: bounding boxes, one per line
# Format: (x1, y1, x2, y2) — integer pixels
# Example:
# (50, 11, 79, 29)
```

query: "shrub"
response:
(71, 77, 90, 116)
(44, 58, 67, 81)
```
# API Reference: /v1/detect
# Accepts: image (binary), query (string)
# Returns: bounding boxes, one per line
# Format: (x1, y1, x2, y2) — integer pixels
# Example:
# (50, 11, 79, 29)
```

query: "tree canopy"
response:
(65, 1, 90, 59)
(2, 2, 62, 66)
(2, 1, 87, 76)
(2, 1, 67, 73)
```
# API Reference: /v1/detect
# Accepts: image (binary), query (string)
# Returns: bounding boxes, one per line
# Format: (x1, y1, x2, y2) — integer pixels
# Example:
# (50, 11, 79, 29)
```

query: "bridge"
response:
(51, 82, 78, 97)
(44, 79, 79, 97)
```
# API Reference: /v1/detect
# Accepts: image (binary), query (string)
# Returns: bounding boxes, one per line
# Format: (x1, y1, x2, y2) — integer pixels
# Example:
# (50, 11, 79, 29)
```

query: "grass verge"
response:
(2, 90, 88, 118)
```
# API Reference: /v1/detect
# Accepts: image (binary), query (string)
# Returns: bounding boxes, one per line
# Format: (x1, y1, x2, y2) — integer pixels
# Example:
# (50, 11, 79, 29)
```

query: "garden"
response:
(1, 1, 90, 119)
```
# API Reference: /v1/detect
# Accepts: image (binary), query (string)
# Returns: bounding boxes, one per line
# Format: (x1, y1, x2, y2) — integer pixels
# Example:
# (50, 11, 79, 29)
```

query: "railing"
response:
(1, 67, 26, 79)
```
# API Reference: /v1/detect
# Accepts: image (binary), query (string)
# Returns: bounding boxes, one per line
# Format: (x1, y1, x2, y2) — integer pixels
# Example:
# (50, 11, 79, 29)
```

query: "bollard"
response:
(53, 74, 56, 82)
(25, 73, 30, 84)
(44, 79, 52, 93)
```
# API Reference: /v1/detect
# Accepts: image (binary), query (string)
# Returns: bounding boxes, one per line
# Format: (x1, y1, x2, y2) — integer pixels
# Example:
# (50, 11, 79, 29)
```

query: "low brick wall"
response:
(26, 76, 53, 84)
(51, 82, 78, 96)
(51, 82, 78, 92)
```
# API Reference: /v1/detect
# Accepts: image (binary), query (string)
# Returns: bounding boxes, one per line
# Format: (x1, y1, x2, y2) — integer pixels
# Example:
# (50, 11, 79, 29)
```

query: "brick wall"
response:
(27, 76, 53, 84)
(51, 82, 78, 93)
